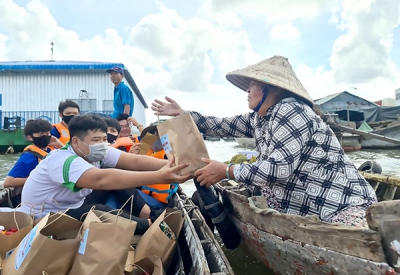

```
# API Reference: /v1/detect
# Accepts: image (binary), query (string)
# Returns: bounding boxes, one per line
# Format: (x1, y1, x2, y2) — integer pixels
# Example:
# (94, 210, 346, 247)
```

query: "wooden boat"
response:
(0, 187, 234, 275)
(214, 174, 400, 275)
(361, 122, 400, 149)
(335, 132, 362, 152)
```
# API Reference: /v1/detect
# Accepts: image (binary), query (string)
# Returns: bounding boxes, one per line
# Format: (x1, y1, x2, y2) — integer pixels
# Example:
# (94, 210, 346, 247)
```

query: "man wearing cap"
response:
(152, 55, 377, 228)
(107, 66, 134, 119)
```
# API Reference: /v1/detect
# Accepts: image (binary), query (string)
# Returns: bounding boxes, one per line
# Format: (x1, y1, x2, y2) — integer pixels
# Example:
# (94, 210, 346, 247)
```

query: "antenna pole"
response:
(50, 42, 54, 61)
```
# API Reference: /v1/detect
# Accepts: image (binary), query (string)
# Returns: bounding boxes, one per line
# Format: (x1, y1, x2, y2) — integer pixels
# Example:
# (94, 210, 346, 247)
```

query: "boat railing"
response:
(0, 110, 113, 129)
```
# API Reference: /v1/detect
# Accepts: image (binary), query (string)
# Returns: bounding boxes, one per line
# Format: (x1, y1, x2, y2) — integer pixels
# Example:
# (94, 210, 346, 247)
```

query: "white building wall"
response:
(381, 98, 396, 106)
(0, 71, 146, 125)
(396, 88, 400, 106)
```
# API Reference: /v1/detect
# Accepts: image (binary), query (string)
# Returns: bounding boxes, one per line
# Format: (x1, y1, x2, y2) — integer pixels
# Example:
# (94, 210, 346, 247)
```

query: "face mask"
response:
(107, 133, 118, 144)
(151, 139, 163, 152)
(62, 115, 74, 124)
(78, 140, 109, 162)
(32, 135, 51, 148)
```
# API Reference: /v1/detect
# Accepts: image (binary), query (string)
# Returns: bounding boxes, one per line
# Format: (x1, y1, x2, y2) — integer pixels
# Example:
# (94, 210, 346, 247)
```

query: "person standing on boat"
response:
(151, 55, 377, 228)
(51, 100, 80, 146)
(4, 119, 63, 187)
(107, 66, 135, 119)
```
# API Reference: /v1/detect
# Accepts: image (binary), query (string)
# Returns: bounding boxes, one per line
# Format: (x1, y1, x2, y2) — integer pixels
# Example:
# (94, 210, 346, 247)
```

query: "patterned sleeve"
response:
(189, 111, 254, 137)
(233, 102, 314, 186)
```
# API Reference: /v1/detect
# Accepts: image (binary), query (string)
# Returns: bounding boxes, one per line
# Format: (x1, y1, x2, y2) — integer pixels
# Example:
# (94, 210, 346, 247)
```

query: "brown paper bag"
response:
(124, 246, 136, 273)
(2, 212, 81, 275)
(138, 133, 159, 155)
(125, 255, 165, 275)
(134, 208, 183, 270)
(0, 211, 33, 260)
(69, 209, 137, 275)
(157, 113, 210, 175)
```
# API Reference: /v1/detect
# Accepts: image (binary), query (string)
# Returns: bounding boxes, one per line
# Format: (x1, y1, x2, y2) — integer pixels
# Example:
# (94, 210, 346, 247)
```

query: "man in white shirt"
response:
(20, 114, 191, 234)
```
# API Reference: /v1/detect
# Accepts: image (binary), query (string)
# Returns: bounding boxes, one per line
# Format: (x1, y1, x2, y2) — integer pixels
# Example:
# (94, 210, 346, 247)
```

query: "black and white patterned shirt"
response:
(190, 97, 377, 220)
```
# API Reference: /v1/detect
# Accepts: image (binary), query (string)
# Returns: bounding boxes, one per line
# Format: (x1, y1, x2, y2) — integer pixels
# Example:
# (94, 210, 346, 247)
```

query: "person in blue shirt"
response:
(107, 66, 134, 119)
(4, 119, 63, 188)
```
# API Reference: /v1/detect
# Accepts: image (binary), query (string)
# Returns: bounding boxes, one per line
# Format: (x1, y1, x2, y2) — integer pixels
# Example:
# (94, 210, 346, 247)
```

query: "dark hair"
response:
(58, 100, 80, 114)
(116, 114, 129, 122)
(23, 119, 52, 137)
(68, 114, 108, 140)
(103, 118, 121, 133)
(141, 125, 158, 138)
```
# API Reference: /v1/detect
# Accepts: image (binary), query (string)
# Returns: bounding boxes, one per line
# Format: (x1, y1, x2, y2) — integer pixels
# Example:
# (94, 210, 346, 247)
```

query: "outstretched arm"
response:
(152, 96, 254, 138)
(115, 150, 168, 171)
(76, 157, 191, 190)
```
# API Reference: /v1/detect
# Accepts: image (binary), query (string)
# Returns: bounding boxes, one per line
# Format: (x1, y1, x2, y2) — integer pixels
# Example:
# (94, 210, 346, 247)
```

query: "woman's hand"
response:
(151, 97, 185, 116)
(157, 156, 192, 183)
(194, 158, 227, 188)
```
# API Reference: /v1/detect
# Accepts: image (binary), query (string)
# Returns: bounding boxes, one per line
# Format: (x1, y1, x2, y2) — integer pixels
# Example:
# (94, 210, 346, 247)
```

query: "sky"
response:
(0, 0, 399, 122)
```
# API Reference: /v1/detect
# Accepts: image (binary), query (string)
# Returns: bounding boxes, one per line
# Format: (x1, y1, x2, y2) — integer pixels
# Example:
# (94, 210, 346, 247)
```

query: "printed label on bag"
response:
(160, 134, 172, 154)
(5, 248, 14, 259)
(78, 228, 89, 255)
(15, 223, 39, 270)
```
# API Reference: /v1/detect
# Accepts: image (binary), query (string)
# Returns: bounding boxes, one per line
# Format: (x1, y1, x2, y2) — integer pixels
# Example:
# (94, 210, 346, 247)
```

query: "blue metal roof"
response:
(0, 60, 125, 71)
(0, 61, 148, 108)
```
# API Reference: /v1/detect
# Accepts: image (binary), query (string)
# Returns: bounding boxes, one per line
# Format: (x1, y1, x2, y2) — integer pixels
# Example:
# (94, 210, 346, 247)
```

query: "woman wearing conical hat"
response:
(152, 55, 377, 228)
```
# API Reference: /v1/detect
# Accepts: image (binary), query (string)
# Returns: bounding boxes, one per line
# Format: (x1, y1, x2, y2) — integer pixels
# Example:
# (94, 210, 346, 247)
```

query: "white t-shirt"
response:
(20, 145, 121, 218)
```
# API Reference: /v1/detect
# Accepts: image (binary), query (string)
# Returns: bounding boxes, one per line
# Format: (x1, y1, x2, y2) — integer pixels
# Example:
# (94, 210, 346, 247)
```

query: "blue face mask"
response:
(151, 139, 163, 152)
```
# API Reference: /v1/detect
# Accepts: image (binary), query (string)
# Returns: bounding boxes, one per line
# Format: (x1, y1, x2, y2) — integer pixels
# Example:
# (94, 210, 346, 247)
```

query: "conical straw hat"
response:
(226, 55, 314, 106)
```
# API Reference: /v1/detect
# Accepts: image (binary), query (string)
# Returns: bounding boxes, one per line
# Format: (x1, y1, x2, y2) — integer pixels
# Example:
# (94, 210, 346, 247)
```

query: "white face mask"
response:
(78, 140, 108, 162)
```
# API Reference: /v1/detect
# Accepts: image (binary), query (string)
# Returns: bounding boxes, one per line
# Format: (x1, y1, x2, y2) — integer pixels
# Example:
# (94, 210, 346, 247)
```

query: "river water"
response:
(0, 140, 398, 274)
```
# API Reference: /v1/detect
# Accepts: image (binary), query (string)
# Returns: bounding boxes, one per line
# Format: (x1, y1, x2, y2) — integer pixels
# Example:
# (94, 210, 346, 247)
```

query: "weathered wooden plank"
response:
(177, 199, 211, 275)
(366, 201, 400, 231)
(377, 218, 400, 271)
(219, 186, 386, 263)
(181, 198, 234, 275)
(360, 172, 400, 187)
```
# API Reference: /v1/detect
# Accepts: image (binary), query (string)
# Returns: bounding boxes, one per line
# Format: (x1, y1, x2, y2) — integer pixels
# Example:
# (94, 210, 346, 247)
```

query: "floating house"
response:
(314, 91, 378, 113)
(315, 91, 400, 123)
(0, 61, 147, 152)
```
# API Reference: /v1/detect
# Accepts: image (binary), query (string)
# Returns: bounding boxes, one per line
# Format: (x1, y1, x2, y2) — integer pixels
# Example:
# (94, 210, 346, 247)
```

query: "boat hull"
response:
(336, 134, 362, 152)
(0, 129, 30, 153)
(361, 123, 400, 149)
(216, 183, 397, 275)
(234, 138, 255, 148)
(234, 217, 395, 275)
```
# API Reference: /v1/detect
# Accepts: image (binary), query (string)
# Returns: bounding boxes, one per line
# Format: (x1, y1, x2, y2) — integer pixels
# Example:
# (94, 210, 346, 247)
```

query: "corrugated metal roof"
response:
(314, 92, 341, 105)
(0, 60, 124, 71)
(314, 91, 377, 107)
(0, 60, 147, 108)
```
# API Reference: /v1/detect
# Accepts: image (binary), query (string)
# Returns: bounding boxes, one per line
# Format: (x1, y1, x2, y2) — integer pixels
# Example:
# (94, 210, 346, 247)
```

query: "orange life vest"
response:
(142, 148, 178, 203)
(53, 122, 70, 145)
(23, 144, 49, 162)
(111, 137, 134, 152)
(146, 148, 165, 159)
